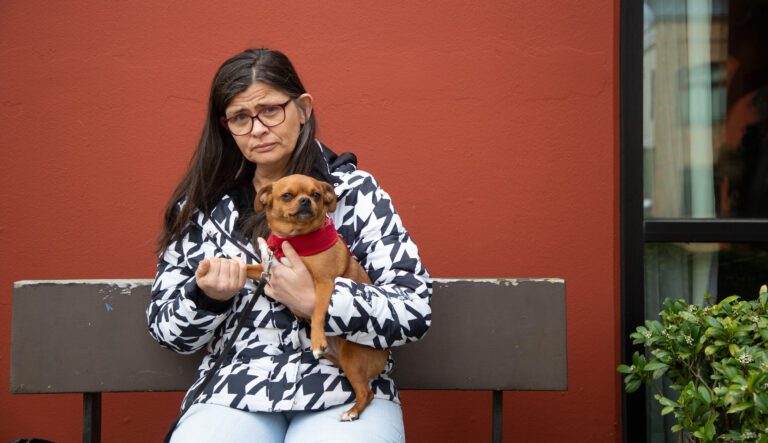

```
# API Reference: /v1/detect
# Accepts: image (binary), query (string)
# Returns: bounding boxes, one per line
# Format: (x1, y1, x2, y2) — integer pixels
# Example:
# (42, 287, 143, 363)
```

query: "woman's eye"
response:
(230, 114, 249, 123)
(261, 106, 280, 116)
(311, 192, 321, 199)
(281, 193, 293, 201)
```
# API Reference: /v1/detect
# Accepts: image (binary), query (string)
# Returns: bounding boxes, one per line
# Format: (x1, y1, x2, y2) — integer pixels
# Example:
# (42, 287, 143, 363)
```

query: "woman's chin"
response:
(248, 147, 292, 168)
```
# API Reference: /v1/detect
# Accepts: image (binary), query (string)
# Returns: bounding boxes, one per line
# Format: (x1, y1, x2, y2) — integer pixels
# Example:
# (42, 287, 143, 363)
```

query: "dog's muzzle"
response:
(296, 200, 315, 219)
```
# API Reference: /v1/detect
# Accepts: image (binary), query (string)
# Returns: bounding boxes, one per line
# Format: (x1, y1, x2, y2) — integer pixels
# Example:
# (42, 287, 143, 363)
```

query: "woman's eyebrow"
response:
(225, 100, 276, 116)
(224, 106, 246, 117)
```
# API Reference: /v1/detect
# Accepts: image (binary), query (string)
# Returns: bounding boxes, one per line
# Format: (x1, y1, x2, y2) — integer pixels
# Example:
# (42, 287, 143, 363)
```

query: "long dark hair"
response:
(157, 48, 321, 253)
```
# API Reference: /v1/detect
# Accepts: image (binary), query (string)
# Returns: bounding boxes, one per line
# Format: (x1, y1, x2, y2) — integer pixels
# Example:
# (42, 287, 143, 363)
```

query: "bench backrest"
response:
(10, 278, 567, 394)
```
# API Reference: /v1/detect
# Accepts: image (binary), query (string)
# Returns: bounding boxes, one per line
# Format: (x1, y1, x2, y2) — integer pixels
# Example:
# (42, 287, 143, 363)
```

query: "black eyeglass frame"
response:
(220, 98, 293, 135)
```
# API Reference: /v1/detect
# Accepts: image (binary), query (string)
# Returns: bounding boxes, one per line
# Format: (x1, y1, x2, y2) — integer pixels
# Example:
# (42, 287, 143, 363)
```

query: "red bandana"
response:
(266, 218, 344, 260)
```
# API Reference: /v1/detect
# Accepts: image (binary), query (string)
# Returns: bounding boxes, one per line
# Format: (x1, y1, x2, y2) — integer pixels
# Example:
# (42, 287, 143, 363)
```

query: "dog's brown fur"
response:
(245, 174, 388, 421)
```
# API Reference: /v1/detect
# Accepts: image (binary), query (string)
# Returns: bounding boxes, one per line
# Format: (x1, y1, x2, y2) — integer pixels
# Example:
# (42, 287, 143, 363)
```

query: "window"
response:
(621, 0, 768, 441)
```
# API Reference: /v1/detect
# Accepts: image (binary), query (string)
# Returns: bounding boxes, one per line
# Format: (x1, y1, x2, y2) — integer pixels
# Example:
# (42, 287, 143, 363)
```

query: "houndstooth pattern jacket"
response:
(147, 142, 432, 413)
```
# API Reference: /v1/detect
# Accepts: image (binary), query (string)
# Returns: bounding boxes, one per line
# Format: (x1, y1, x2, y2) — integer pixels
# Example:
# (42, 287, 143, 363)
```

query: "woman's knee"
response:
(285, 399, 405, 443)
(171, 403, 287, 443)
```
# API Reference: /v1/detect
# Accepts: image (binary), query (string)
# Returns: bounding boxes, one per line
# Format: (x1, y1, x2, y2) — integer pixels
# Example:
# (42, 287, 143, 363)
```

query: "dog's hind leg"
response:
(338, 346, 375, 421)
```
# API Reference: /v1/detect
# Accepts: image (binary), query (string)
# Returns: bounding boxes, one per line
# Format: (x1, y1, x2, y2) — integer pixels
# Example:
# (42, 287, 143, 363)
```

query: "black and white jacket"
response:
(147, 142, 432, 413)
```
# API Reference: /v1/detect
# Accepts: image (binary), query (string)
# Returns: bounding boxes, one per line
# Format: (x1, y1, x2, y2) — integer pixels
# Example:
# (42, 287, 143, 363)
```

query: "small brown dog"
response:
(245, 174, 388, 421)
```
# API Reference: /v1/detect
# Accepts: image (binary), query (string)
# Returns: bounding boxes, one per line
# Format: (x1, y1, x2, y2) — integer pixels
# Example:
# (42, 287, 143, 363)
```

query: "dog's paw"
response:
(340, 411, 359, 422)
(313, 348, 325, 359)
(311, 337, 328, 359)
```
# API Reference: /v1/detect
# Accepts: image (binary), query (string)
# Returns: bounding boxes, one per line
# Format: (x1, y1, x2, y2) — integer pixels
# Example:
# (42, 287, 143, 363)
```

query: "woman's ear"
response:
(321, 182, 337, 213)
(296, 93, 314, 124)
(255, 184, 273, 213)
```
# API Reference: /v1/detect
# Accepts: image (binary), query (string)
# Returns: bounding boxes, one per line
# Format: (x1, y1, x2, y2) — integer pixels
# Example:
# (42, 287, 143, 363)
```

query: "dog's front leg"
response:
(245, 264, 264, 280)
(311, 278, 334, 359)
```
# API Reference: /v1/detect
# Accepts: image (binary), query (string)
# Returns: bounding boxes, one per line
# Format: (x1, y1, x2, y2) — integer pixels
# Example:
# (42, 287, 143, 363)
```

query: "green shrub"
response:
(618, 286, 768, 442)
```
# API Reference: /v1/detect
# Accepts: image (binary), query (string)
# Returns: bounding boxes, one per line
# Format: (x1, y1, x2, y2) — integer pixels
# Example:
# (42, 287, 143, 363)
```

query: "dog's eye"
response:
(311, 192, 321, 199)
(281, 193, 293, 201)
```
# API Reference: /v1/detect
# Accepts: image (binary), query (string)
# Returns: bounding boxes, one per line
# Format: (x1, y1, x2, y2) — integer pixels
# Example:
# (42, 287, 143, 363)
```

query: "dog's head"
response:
(255, 174, 337, 236)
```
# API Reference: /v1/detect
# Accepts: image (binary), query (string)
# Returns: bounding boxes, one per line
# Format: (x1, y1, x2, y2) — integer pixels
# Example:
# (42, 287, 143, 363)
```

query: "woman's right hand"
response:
(195, 256, 247, 301)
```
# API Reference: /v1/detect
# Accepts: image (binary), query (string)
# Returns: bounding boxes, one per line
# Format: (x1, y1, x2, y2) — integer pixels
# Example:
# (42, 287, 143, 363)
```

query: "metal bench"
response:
(10, 278, 567, 443)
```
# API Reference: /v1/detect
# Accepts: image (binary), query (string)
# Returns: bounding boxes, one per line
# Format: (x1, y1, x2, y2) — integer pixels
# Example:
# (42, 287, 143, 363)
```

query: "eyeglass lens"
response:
(227, 104, 286, 135)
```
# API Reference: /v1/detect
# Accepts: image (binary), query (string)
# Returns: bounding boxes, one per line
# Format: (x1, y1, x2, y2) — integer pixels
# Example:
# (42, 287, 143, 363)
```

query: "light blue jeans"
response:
(170, 399, 405, 443)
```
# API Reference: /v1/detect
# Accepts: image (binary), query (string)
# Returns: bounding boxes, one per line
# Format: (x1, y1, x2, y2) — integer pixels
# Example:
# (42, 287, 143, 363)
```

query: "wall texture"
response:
(0, 1, 620, 441)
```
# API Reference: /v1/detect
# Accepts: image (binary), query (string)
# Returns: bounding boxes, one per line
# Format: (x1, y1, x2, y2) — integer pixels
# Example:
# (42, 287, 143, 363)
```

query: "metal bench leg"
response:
(83, 392, 102, 443)
(492, 390, 502, 443)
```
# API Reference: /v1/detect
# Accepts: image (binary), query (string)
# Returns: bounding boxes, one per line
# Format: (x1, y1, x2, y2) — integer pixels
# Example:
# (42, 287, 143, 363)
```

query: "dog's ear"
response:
(321, 182, 337, 213)
(255, 183, 273, 213)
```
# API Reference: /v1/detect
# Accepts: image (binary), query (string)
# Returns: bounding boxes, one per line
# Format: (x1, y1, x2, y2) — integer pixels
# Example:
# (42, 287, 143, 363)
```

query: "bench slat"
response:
(11, 278, 566, 394)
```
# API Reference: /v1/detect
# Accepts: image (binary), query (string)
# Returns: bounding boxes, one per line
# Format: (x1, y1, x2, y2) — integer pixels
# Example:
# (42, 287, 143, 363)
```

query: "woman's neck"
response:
(253, 167, 286, 190)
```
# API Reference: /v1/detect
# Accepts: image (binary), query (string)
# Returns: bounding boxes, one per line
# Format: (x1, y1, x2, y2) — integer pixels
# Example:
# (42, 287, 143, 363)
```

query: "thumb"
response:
(281, 241, 299, 267)
(195, 259, 210, 279)
(257, 237, 269, 261)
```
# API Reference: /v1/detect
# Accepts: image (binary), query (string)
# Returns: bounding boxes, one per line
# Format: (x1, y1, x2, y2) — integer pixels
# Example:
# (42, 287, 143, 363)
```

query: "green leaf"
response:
(754, 393, 768, 412)
(722, 365, 739, 379)
(616, 364, 633, 374)
(726, 402, 752, 414)
(698, 385, 712, 404)
(626, 379, 642, 393)
(704, 317, 722, 329)
(720, 295, 741, 305)
(643, 361, 669, 372)
(654, 395, 678, 408)
(671, 424, 683, 432)
(704, 345, 721, 356)
(652, 367, 669, 380)
(680, 311, 698, 323)
(661, 406, 675, 415)
(703, 419, 716, 441)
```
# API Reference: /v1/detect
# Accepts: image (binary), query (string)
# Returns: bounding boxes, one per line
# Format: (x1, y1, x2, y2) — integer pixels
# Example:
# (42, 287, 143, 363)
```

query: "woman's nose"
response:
(250, 117, 268, 136)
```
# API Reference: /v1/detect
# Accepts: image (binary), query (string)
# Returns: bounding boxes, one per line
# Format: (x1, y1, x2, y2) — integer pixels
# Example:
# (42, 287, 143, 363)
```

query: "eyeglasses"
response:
(221, 98, 293, 136)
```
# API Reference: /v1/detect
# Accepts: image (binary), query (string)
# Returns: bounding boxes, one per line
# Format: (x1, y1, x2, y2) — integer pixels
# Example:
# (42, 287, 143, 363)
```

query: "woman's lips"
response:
(251, 142, 276, 152)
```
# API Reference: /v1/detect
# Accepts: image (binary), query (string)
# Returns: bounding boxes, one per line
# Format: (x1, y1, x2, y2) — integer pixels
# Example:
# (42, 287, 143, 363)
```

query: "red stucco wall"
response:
(0, 1, 620, 441)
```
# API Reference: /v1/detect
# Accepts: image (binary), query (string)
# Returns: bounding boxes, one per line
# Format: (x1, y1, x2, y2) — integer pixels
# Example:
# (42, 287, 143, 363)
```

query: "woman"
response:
(147, 48, 432, 443)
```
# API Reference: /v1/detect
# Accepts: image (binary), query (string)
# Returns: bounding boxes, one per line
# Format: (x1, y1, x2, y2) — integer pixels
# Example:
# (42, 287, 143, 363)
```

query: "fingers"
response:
(233, 256, 246, 287)
(195, 259, 211, 280)
(213, 257, 227, 287)
(195, 256, 248, 302)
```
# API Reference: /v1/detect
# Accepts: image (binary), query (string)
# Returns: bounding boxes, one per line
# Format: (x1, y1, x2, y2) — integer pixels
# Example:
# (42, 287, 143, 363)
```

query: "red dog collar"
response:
(266, 218, 342, 260)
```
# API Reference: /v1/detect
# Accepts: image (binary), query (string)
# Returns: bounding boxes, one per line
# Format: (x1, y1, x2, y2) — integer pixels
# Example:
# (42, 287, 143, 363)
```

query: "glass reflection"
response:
(643, 0, 768, 219)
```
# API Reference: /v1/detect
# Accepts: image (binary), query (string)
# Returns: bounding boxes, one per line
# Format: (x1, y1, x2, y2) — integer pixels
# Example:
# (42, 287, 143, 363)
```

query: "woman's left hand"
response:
(257, 238, 316, 317)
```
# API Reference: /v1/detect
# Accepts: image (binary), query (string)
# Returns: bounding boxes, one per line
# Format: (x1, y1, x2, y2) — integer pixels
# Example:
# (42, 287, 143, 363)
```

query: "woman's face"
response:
(224, 82, 313, 173)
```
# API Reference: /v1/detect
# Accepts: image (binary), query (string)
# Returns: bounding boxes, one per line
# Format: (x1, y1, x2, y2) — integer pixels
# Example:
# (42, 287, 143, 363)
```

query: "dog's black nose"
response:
(299, 197, 311, 207)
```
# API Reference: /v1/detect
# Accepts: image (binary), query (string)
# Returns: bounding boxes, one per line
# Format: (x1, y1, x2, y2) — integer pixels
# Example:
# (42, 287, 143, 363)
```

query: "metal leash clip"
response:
(261, 250, 275, 282)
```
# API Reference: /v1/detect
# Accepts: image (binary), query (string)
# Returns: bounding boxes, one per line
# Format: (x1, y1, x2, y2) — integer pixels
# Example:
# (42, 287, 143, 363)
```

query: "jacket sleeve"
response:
(327, 172, 432, 349)
(146, 217, 234, 354)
